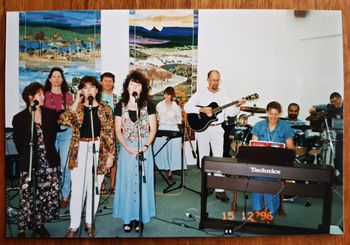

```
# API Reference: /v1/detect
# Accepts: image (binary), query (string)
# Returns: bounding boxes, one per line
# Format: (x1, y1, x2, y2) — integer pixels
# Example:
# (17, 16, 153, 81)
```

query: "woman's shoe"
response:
(60, 198, 69, 208)
(66, 228, 78, 238)
(100, 188, 108, 195)
(35, 225, 50, 237)
(110, 188, 115, 194)
(123, 221, 134, 233)
(85, 227, 96, 237)
(17, 229, 25, 237)
(133, 220, 144, 233)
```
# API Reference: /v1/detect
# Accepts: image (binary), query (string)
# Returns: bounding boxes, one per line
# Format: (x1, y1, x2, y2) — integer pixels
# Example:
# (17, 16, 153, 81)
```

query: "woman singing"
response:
(112, 70, 157, 233)
(250, 101, 294, 221)
(59, 76, 115, 237)
(153, 86, 186, 183)
(12, 82, 60, 237)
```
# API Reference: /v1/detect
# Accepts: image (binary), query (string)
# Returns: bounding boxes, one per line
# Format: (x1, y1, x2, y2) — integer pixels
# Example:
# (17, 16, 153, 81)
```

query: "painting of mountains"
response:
(129, 10, 199, 107)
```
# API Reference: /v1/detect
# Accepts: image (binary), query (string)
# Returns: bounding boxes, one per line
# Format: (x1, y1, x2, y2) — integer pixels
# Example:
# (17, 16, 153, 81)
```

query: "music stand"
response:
(152, 130, 179, 193)
(154, 126, 200, 195)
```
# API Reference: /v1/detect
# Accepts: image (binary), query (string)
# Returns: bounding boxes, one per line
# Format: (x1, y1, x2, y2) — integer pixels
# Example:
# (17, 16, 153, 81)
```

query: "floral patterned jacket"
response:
(59, 101, 116, 175)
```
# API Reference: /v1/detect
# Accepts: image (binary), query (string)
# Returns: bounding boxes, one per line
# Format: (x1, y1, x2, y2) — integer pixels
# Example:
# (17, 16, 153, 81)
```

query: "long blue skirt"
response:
(112, 139, 156, 224)
(153, 124, 186, 171)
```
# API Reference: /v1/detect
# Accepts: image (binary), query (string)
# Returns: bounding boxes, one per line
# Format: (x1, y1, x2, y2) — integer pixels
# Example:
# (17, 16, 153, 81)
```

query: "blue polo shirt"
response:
(250, 119, 294, 214)
(251, 119, 294, 144)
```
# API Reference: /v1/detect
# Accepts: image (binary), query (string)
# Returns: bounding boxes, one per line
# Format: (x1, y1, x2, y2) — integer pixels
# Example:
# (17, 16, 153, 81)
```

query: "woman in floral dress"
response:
(12, 82, 60, 237)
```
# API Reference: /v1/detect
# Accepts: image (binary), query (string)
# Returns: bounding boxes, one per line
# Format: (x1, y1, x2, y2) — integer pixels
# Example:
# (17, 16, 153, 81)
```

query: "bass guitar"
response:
(187, 93, 259, 132)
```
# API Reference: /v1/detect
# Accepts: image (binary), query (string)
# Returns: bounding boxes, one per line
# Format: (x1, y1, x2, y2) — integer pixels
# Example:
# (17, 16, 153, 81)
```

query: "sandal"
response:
(100, 188, 108, 195)
(85, 227, 96, 237)
(66, 228, 78, 238)
(110, 188, 115, 194)
(123, 220, 134, 233)
(60, 198, 69, 208)
(133, 220, 144, 233)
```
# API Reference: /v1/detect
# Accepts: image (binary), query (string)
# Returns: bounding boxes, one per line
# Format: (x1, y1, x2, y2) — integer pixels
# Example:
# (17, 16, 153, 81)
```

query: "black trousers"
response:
(334, 133, 343, 177)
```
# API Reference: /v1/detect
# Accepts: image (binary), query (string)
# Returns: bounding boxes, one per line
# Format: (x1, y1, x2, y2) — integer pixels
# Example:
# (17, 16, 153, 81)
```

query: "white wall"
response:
(5, 12, 19, 127)
(197, 10, 343, 124)
(101, 10, 130, 95)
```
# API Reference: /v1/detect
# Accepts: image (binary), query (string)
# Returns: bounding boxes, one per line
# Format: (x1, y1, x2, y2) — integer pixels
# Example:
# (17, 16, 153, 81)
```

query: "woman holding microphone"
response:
(59, 76, 115, 237)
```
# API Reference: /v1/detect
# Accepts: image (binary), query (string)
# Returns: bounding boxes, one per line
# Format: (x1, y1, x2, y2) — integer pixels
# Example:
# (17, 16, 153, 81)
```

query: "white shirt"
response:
(184, 88, 239, 124)
(156, 100, 182, 126)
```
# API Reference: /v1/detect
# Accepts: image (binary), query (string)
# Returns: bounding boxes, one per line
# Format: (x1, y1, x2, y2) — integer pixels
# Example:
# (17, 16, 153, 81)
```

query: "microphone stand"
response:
(89, 97, 98, 237)
(135, 99, 145, 237)
(183, 122, 197, 159)
(27, 105, 49, 237)
(27, 105, 35, 184)
(28, 105, 37, 237)
(242, 126, 252, 145)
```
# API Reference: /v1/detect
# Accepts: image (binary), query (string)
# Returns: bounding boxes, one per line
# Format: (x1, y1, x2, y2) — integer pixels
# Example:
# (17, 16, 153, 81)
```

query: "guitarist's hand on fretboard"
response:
(235, 98, 247, 107)
(199, 107, 213, 117)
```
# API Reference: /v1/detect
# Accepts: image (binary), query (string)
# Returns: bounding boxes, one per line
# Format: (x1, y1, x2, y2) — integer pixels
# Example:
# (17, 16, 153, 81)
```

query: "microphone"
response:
(88, 96, 93, 106)
(31, 100, 39, 107)
(132, 92, 139, 102)
(30, 100, 39, 111)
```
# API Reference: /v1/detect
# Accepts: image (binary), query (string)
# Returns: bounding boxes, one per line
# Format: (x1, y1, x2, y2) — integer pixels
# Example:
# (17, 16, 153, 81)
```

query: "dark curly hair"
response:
(44, 67, 70, 93)
(78, 76, 102, 102)
(287, 102, 300, 111)
(120, 70, 150, 108)
(22, 82, 44, 107)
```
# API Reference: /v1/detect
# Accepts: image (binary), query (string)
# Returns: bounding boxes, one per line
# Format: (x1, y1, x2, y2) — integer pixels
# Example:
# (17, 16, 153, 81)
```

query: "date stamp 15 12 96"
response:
(222, 210, 273, 223)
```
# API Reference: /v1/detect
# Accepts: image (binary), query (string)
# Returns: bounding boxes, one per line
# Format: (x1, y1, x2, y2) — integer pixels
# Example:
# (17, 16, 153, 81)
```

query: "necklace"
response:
(267, 124, 277, 142)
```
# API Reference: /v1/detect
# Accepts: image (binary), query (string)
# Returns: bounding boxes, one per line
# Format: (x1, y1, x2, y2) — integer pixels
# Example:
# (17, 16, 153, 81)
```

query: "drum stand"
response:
(304, 118, 337, 207)
(322, 118, 335, 167)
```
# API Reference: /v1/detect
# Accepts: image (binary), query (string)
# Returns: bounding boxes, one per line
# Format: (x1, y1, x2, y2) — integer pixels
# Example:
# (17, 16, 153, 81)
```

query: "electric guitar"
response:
(187, 93, 259, 132)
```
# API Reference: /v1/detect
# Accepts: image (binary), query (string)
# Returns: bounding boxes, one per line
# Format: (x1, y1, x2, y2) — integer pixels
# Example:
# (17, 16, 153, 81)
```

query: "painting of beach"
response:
(129, 10, 198, 107)
(19, 10, 101, 108)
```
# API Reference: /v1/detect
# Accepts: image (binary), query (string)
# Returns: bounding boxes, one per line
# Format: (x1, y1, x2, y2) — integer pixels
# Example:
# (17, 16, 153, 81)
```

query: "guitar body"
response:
(187, 102, 221, 132)
(186, 93, 258, 132)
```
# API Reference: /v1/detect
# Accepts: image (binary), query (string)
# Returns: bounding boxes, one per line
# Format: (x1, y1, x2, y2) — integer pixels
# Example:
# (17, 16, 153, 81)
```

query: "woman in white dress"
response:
(153, 87, 186, 183)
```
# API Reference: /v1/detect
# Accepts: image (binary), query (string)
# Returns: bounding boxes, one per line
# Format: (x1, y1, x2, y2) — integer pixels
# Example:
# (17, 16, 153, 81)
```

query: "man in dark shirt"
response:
(309, 92, 343, 184)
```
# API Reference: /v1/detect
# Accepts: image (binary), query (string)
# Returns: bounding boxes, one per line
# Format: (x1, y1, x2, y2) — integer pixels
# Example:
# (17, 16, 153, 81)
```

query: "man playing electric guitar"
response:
(184, 70, 246, 202)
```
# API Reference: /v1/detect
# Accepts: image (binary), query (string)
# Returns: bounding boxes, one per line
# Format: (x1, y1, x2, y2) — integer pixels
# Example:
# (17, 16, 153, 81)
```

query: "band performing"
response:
(8, 68, 343, 237)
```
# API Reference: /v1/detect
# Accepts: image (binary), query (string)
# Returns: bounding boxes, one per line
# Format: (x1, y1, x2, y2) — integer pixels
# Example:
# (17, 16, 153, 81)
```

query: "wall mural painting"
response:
(129, 9, 199, 111)
(19, 10, 101, 108)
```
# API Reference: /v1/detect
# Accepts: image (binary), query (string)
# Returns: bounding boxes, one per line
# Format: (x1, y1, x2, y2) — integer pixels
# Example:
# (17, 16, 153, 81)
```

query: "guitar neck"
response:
(212, 100, 239, 114)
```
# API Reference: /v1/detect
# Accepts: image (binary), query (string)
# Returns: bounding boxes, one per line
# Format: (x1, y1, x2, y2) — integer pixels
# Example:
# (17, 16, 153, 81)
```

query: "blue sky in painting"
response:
(19, 10, 101, 27)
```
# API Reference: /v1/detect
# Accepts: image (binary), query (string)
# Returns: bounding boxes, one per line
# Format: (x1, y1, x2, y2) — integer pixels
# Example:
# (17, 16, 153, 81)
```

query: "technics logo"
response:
(250, 167, 281, 175)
